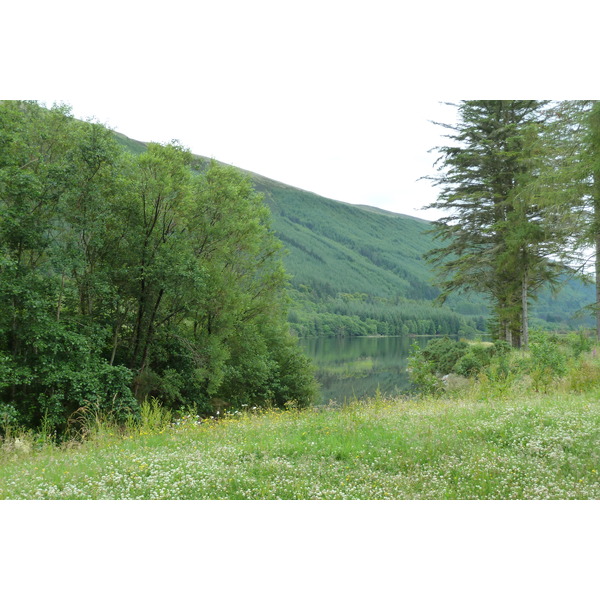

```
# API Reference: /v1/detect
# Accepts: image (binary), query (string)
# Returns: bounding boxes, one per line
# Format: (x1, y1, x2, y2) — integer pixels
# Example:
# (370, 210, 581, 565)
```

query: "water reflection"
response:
(298, 336, 430, 405)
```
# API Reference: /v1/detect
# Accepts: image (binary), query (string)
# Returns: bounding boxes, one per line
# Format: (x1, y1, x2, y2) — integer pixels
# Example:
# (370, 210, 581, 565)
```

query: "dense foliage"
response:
(425, 101, 580, 348)
(0, 101, 316, 433)
(408, 330, 592, 397)
(543, 101, 600, 336)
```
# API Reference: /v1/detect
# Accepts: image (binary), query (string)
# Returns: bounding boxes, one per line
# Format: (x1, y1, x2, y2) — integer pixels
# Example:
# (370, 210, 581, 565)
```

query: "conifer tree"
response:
(547, 101, 600, 337)
(425, 101, 567, 347)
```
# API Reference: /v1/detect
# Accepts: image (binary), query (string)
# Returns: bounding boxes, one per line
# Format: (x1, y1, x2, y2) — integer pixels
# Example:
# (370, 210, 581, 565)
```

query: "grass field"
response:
(2, 386, 599, 500)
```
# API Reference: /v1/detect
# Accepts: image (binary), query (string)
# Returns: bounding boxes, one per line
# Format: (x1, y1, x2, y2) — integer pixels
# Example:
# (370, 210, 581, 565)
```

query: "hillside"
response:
(113, 132, 595, 336)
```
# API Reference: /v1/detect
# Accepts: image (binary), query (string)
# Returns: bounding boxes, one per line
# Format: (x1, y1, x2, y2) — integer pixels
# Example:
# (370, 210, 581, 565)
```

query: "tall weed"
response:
(528, 330, 568, 393)
(565, 358, 600, 392)
(65, 405, 122, 443)
(136, 398, 173, 435)
(477, 358, 518, 400)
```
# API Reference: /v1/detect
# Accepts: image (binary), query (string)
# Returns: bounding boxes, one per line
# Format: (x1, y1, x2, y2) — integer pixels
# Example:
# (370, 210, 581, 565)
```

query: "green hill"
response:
(113, 132, 595, 337)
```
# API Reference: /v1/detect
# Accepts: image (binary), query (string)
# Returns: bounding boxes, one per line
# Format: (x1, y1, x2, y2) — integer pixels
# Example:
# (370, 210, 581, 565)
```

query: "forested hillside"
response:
(112, 129, 595, 338)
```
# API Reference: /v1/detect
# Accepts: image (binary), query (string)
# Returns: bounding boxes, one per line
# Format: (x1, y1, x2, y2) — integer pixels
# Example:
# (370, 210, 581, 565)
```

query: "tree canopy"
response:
(425, 101, 582, 348)
(0, 101, 316, 433)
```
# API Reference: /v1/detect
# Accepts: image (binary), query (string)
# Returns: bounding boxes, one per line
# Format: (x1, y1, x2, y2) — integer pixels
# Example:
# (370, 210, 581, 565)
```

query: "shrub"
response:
(528, 329, 568, 393)
(407, 342, 444, 397)
(454, 343, 496, 377)
(566, 359, 600, 392)
(421, 337, 469, 375)
(493, 340, 512, 357)
(0, 402, 20, 437)
(454, 352, 484, 377)
(565, 330, 593, 358)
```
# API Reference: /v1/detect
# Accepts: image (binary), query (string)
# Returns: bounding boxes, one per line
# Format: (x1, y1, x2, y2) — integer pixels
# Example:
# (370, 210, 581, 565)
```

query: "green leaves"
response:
(0, 102, 316, 432)
(407, 342, 443, 397)
(426, 101, 575, 347)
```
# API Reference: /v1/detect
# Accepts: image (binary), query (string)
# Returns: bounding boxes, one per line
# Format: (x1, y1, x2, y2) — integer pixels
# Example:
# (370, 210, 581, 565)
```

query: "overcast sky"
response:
(7, 0, 598, 224)
(48, 97, 458, 221)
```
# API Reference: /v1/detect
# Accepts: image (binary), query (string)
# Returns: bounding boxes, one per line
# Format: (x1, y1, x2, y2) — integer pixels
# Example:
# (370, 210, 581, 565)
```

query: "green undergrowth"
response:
(2, 381, 600, 499)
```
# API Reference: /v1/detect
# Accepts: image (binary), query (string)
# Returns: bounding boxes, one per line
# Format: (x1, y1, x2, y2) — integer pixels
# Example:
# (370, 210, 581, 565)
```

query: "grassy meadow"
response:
(2, 374, 600, 500)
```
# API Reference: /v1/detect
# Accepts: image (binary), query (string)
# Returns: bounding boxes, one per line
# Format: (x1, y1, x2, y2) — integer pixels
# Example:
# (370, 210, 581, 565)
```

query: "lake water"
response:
(298, 336, 430, 405)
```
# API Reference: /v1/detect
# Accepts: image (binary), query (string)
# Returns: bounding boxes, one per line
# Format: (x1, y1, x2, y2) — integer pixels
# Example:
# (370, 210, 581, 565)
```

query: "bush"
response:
(421, 337, 469, 375)
(493, 340, 512, 357)
(454, 343, 496, 377)
(566, 359, 600, 392)
(454, 352, 484, 377)
(0, 402, 20, 436)
(528, 329, 568, 393)
(566, 330, 593, 358)
(407, 342, 444, 397)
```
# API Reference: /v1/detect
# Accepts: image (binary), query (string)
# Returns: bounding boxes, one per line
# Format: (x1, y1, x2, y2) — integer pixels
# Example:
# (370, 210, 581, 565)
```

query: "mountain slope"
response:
(257, 181, 436, 299)
(114, 132, 595, 335)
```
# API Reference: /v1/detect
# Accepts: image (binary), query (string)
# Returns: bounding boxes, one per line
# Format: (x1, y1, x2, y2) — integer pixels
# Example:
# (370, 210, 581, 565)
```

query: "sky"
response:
(7, 0, 598, 225)
(51, 96, 459, 221)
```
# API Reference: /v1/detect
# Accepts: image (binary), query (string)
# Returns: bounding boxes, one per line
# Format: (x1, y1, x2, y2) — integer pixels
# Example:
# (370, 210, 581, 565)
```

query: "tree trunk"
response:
(590, 102, 600, 340)
(595, 167, 600, 340)
(56, 272, 65, 322)
(596, 229, 600, 340)
(522, 272, 529, 350)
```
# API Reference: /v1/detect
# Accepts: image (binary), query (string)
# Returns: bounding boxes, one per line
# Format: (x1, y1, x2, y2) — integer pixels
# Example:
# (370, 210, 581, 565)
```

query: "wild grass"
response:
(2, 373, 600, 499)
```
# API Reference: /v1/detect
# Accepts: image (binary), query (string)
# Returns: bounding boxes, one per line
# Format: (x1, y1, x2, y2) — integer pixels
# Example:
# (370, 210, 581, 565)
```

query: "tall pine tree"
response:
(548, 101, 600, 338)
(425, 100, 567, 347)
